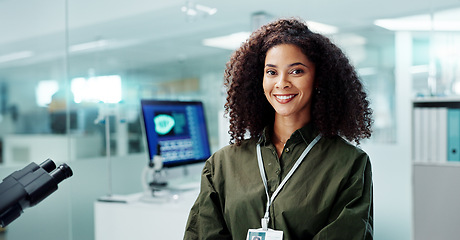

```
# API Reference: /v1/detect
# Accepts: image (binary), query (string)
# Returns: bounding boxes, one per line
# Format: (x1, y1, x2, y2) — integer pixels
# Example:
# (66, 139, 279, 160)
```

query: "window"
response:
(71, 75, 122, 103)
(36, 80, 59, 107)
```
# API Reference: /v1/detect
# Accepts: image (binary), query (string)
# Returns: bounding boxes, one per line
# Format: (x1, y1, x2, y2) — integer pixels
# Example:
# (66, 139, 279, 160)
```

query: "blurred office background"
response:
(1, 0, 460, 239)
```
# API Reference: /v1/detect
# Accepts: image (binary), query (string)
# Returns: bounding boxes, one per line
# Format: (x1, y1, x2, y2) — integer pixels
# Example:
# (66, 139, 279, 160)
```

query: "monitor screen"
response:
(140, 100, 211, 168)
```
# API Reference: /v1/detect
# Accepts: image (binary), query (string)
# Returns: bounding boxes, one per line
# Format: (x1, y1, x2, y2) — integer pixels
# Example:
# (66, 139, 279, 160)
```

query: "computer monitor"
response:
(140, 100, 211, 169)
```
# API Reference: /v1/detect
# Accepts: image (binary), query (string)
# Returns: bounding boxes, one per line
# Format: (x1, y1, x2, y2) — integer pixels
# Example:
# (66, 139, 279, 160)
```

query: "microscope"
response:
(0, 159, 73, 228)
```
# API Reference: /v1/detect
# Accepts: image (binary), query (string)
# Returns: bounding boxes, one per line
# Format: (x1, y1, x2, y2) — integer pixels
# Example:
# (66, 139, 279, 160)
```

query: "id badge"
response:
(246, 228, 283, 240)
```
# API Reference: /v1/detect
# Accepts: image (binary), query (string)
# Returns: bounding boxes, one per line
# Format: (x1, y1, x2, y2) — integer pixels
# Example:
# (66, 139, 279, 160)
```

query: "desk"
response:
(94, 189, 199, 240)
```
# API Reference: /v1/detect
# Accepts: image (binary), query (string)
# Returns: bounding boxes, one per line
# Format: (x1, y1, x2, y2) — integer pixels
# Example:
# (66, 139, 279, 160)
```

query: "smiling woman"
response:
(184, 18, 374, 240)
(224, 18, 373, 146)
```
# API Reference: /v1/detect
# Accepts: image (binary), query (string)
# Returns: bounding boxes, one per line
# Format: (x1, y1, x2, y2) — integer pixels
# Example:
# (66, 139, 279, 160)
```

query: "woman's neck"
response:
(272, 114, 310, 144)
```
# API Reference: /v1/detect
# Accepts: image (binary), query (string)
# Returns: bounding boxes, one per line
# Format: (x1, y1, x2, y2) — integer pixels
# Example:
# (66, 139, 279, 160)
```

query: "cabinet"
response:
(412, 98, 460, 240)
(413, 98, 460, 164)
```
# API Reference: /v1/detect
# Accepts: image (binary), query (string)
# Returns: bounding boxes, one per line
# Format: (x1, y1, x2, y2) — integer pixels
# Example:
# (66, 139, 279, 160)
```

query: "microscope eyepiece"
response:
(50, 163, 73, 184)
(39, 158, 57, 173)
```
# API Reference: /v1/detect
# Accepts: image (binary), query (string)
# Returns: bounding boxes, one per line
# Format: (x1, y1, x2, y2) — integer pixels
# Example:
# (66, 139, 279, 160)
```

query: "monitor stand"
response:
(140, 165, 200, 203)
(166, 165, 201, 191)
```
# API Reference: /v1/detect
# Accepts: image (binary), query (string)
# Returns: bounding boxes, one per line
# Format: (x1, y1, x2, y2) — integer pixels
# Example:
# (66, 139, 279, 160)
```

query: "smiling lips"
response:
(274, 94, 297, 103)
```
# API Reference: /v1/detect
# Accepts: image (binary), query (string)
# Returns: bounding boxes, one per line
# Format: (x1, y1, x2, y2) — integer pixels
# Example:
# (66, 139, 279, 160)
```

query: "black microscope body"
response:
(0, 159, 73, 228)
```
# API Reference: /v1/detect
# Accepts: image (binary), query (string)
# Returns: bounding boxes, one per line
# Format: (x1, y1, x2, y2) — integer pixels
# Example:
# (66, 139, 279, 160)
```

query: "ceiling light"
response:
(195, 4, 217, 16)
(69, 39, 109, 52)
(306, 21, 338, 34)
(181, 1, 217, 17)
(202, 32, 251, 50)
(0, 51, 34, 64)
(375, 7, 460, 31)
(203, 20, 338, 51)
(374, 15, 433, 31)
(181, 6, 197, 16)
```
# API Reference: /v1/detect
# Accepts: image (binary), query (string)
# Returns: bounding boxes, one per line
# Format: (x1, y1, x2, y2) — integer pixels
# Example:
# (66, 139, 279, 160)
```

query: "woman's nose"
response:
(275, 74, 291, 89)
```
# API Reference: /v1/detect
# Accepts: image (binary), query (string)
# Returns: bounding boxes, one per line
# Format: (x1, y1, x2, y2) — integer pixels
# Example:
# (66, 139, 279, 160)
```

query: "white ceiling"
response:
(1, 0, 460, 80)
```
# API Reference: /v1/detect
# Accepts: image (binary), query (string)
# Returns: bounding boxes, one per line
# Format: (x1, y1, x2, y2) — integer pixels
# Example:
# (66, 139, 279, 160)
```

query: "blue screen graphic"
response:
(141, 100, 211, 168)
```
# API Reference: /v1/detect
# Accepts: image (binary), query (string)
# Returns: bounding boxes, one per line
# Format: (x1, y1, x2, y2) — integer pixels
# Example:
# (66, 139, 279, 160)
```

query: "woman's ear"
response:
(314, 81, 320, 93)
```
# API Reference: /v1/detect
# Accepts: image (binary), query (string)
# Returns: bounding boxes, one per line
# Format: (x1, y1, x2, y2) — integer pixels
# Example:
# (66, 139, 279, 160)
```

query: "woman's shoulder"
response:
(203, 138, 259, 175)
(212, 138, 258, 158)
(318, 136, 371, 177)
(323, 135, 369, 160)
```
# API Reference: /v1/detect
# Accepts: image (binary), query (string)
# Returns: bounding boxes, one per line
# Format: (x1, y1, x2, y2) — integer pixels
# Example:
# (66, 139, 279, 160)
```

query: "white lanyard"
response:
(256, 134, 322, 230)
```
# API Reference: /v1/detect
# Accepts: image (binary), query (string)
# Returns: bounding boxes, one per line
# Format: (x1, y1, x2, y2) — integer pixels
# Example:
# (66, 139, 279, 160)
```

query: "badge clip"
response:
(261, 217, 269, 231)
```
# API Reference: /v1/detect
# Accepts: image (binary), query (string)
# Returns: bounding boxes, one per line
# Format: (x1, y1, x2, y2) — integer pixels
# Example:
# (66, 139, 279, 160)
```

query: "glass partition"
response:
(0, 0, 68, 165)
(412, 32, 460, 97)
(334, 30, 397, 143)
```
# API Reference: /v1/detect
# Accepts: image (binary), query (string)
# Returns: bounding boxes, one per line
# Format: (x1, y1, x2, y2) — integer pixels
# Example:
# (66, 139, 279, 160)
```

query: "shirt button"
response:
(285, 148, 290, 153)
(275, 169, 281, 175)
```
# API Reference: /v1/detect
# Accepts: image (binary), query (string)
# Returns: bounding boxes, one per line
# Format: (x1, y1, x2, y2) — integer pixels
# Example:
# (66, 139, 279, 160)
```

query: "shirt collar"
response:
(258, 122, 318, 146)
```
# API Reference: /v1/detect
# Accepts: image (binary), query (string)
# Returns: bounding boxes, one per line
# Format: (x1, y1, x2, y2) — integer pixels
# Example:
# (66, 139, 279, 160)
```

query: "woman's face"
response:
(263, 44, 316, 121)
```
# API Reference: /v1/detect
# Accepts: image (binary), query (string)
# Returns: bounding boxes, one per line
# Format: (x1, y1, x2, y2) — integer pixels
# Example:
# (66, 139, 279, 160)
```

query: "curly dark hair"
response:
(224, 18, 372, 145)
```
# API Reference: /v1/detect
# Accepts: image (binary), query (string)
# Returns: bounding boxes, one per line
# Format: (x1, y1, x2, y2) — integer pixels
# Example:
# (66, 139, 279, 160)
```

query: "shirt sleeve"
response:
(183, 160, 232, 240)
(312, 155, 373, 240)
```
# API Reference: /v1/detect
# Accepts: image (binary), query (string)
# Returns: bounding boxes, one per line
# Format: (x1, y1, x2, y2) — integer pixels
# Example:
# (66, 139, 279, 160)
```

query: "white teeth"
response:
(276, 95, 295, 100)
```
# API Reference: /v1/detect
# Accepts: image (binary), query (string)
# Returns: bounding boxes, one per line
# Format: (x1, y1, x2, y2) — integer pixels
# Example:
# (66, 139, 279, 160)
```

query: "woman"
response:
(184, 18, 373, 240)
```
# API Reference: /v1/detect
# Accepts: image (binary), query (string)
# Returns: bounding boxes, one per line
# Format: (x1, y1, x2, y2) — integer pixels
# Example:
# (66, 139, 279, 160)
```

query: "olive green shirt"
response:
(184, 124, 373, 240)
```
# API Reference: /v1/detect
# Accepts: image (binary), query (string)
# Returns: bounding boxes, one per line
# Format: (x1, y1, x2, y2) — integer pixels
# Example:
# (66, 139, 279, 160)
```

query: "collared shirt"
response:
(184, 123, 373, 240)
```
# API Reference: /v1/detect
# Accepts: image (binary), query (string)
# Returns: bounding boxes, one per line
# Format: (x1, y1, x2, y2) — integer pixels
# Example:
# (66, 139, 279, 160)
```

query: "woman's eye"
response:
(290, 69, 304, 74)
(266, 70, 276, 75)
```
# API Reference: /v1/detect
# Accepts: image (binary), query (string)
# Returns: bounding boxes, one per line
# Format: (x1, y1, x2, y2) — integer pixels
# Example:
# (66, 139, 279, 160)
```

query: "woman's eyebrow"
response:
(265, 62, 308, 68)
(289, 62, 307, 67)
